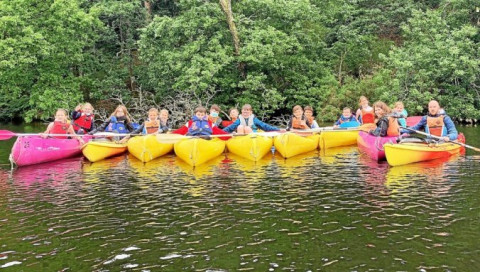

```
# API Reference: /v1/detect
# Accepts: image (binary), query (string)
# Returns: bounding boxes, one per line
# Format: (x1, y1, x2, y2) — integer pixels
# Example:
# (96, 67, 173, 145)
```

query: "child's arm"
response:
(41, 123, 54, 138)
(223, 119, 240, 133)
(255, 118, 279, 132)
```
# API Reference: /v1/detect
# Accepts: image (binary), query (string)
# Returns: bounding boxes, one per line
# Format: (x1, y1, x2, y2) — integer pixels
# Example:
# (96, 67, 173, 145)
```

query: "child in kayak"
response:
(334, 107, 358, 128)
(208, 104, 223, 127)
(71, 103, 95, 134)
(89, 105, 138, 142)
(136, 108, 167, 135)
(173, 106, 229, 139)
(41, 109, 83, 144)
(304, 106, 319, 129)
(221, 107, 239, 128)
(286, 105, 311, 131)
(223, 104, 280, 134)
(369, 101, 400, 137)
(355, 96, 375, 124)
(392, 101, 408, 127)
(158, 109, 171, 133)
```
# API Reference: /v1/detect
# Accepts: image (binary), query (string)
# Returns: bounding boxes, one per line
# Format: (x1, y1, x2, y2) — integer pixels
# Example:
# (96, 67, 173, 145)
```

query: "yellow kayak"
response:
(274, 133, 319, 158)
(174, 138, 226, 167)
(226, 134, 273, 161)
(127, 135, 174, 163)
(82, 141, 128, 162)
(384, 142, 462, 166)
(319, 130, 359, 149)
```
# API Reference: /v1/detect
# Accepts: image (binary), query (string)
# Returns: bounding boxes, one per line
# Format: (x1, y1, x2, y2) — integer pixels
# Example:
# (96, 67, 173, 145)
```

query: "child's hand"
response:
(75, 105, 82, 111)
(40, 133, 47, 139)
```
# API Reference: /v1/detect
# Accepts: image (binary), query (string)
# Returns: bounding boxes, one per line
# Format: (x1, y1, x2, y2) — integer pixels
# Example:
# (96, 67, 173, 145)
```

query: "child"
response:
(41, 109, 83, 143)
(158, 109, 171, 133)
(355, 96, 375, 124)
(221, 107, 239, 128)
(392, 101, 408, 127)
(223, 104, 280, 134)
(334, 107, 358, 128)
(286, 105, 311, 131)
(173, 106, 229, 138)
(89, 105, 136, 135)
(369, 101, 400, 137)
(138, 108, 164, 135)
(71, 103, 95, 134)
(208, 104, 223, 127)
(304, 106, 319, 129)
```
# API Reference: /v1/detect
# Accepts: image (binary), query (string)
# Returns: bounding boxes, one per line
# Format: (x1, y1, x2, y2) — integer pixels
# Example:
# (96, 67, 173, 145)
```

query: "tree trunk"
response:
(219, 0, 246, 77)
(144, 1, 152, 22)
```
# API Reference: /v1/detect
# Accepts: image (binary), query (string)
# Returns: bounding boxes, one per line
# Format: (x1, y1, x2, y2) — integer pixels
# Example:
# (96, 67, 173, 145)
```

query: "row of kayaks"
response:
(9, 128, 466, 168)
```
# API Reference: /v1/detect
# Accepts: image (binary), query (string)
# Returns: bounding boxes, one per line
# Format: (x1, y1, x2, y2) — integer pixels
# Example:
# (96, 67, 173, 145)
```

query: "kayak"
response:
(406, 116, 422, 126)
(10, 136, 89, 167)
(174, 138, 226, 167)
(127, 135, 174, 163)
(274, 133, 319, 158)
(384, 141, 462, 166)
(226, 134, 273, 161)
(319, 129, 359, 149)
(82, 140, 128, 162)
(357, 131, 398, 161)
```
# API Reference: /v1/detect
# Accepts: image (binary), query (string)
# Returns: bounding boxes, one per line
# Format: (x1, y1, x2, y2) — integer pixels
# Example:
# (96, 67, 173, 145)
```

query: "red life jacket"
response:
(73, 113, 94, 132)
(221, 117, 237, 128)
(361, 108, 375, 124)
(50, 121, 71, 139)
(144, 120, 160, 134)
(426, 115, 445, 137)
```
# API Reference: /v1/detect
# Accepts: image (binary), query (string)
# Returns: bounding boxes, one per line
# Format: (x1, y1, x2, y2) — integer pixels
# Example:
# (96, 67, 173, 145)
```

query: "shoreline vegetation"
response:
(0, 1, 478, 125)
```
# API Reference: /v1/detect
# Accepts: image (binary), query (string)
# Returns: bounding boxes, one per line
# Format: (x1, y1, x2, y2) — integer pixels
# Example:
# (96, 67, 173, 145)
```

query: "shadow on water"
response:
(0, 125, 479, 271)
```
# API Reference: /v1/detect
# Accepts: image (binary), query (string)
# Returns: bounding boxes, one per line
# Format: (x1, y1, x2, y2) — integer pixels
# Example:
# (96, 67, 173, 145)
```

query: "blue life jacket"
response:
(187, 116, 213, 136)
(106, 116, 128, 134)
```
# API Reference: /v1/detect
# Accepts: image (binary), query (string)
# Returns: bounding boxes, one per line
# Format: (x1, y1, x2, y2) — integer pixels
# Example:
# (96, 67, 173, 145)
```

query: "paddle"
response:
(156, 131, 283, 144)
(0, 130, 140, 141)
(401, 127, 480, 152)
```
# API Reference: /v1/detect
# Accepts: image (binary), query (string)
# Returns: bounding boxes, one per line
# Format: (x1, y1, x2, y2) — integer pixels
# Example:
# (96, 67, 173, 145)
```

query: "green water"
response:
(0, 123, 479, 271)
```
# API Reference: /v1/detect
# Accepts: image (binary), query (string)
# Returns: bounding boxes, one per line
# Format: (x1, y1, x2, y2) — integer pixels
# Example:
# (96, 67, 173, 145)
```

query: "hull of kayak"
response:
(384, 142, 461, 166)
(406, 116, 422, 127)
(357, 131, 398, 161)
(226, 134, 273, 161)
(10, 136, 89, 167)
(274, 133, 319, 158)
(127, 135, 174, 163)
(319, 130, 359, 149)
(82, 141, 128, 162)
(174, 138, 226, 167)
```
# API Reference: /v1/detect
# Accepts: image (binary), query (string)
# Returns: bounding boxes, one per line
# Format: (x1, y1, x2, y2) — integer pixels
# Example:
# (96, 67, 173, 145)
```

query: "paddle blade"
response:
(339, 121, 360, 128)
(0, 130, 16, 140)
(156, 133, 187, 144)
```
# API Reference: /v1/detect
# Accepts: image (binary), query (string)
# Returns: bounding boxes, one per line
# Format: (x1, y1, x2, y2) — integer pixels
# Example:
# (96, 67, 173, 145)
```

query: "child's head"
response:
(160, 109, 169, 120)
(394, 101, 404, 113)
(241, 104, 253, 118)
(55, 109, 68, 122)
(292, 105, 303, 118)
(112, 105, 130, 122)
(82, 103, 94, 115)
(304, 106, 314, 117)
(209, 104, 220, 117)
(194, 106, 207, 119)
(373, 101, 391, 117)
(342, 107, 352, 118)
(148, 108, 159, 121)
(359, 96, 369, 107)
(229, 108, 239, 119)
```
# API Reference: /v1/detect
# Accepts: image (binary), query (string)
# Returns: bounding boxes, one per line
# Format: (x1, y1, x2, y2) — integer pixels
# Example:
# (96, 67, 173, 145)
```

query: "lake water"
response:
(0, 123, 479, 271)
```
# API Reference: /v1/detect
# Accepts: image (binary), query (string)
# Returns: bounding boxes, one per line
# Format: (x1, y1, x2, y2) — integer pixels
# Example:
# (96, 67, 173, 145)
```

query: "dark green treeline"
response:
(0, 0, 479, 123)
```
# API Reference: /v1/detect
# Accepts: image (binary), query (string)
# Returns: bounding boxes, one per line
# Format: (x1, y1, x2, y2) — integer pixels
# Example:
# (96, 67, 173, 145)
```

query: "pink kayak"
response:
(357, 131, 398, 161)
(10, 136, 91, 167)
(406, 116, 422, 127)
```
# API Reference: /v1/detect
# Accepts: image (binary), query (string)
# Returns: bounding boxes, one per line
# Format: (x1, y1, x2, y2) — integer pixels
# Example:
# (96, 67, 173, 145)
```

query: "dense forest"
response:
(0, 0, 479, 125)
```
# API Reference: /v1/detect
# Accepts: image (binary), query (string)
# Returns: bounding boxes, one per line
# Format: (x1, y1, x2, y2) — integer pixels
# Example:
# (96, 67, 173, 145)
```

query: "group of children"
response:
(40, 94, 457, 142)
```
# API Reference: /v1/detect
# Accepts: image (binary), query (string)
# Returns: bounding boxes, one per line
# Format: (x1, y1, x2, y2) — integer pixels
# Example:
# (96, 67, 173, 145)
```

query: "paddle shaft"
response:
(0, 130, 142, 141)
(401, 127, 480, 152)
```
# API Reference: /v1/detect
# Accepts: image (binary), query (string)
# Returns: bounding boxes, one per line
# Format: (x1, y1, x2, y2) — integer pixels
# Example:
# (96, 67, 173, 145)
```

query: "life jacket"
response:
(208, 116, 220, 127)
(144, 119, 160, 134)
(72, 112, 94, 132)
(306, 116, 315, 125)
(239, 115, 256, 130)
(106, 116, 128, 134)
(291, 115, 311, 129)
(360, 107, 375, 124)
(386, 116, 400, 137)
(426, 115, 445, 137)
(221, 119, 235, 128)
(337, 115, 356, 124)
(187, 116, 213, 136)
(50, 121, 71, 139)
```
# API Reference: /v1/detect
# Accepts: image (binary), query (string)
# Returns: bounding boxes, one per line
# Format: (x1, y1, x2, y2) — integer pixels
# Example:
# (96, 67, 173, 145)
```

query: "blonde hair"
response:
(160, 109, 169, 115)
(111, 105, 131, 123)
(373, 101, 391, 116)
(82, 102, 94, 111)
(394, 101, 404, 108)
(359, 96, 368, 106)
(148, 108, 159, 115)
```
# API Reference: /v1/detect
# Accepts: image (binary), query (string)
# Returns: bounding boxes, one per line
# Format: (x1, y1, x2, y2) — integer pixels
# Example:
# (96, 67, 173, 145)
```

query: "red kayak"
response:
(10, 136, 91, 167)
(357, 131, 398, 161)
(406, 116, 422, 127)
